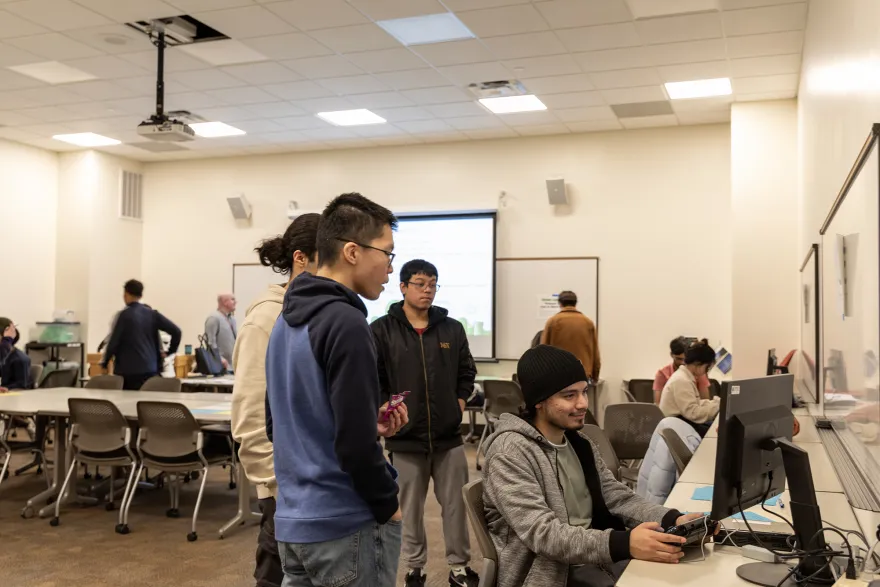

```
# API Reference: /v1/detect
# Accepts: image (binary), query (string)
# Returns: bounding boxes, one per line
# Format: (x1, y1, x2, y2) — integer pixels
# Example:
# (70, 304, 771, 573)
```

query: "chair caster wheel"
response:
(105, 502, 115, 511)
(94, 474, 104, 481)
(115, 524, 130, 535)
(229, 482, 236, 490)
(46, 496, 56, 505)
(183, 473, 191, 483)
(84, 472, 92, 479)
(476, 464, 482, 471)
(49, 517, 60, 527)
(166, 508, 180, 518)
(21, 506, 34, 519)
(36, 466, 42, 475)
(190, 471, 200, 481)
(187, 532, 198, 542)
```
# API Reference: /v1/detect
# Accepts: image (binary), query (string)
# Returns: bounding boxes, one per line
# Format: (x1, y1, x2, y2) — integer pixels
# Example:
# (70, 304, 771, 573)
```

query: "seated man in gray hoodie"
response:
(483, 345, 707, 587)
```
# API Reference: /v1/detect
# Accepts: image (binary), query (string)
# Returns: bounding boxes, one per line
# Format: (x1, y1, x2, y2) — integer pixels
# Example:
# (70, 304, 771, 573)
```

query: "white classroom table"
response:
(180, 376, 235, 392)
(0, 388, 257, 537)
(705, 413, 822, 444)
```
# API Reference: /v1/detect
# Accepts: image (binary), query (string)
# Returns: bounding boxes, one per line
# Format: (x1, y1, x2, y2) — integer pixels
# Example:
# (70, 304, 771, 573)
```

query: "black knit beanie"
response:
(517, 345, 588, 408)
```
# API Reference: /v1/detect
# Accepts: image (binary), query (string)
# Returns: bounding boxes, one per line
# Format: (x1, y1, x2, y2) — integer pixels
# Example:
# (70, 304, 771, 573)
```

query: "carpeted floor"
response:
(0, 441, 484, 587)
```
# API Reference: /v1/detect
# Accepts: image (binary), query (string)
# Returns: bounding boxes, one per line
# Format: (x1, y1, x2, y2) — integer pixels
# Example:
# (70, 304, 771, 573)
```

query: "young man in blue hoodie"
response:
(266, 192, 408, 587)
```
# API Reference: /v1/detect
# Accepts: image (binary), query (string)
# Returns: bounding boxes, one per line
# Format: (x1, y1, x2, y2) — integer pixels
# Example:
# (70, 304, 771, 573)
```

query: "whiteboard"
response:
(232, 264, 288, 317)
(496, 258, 599, 361)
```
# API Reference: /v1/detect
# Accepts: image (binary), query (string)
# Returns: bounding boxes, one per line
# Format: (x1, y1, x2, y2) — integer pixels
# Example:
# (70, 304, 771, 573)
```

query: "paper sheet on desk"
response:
(691, 486, 781, 506)
(190, 404, 231, 416)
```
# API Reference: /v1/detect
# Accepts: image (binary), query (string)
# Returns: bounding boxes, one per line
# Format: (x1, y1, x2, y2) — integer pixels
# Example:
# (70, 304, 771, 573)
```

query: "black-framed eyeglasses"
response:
(406, 281, 440, 292)
(334, 237, 395, 266)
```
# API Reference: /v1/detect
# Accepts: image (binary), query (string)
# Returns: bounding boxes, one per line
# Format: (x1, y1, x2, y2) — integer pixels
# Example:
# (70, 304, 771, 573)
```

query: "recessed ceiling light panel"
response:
(52, 133, 121, 147)
(479, 94, 547, 114)
(190, 122, 246, 138)
(10, 61, 96, 84)
(377, 13, 475, 46)
(665, 78, 732, 100)
(317, 109, 387, 126)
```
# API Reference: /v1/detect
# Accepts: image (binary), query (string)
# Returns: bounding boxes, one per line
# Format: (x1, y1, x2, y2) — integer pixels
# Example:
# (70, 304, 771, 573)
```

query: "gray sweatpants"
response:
(394, 445, 471, 570)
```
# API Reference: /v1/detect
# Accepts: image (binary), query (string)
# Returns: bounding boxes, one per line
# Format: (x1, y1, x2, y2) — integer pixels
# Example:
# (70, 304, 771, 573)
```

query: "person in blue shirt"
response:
(266, 192, 408, 587)
(0, 317, 31, 391)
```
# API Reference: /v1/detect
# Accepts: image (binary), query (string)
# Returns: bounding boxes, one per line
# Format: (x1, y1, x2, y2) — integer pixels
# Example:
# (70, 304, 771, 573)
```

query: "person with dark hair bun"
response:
(658, 341, 720, 437)
(652, 337, 711, 404)
(231, 212, 320, 587)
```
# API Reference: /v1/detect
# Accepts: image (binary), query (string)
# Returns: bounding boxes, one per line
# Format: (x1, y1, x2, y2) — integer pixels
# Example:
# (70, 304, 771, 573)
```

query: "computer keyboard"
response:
(714, 529, 796, 552)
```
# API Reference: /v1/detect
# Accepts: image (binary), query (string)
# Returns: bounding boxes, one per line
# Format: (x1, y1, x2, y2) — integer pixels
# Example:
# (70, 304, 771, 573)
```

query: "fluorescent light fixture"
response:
(665, 78, 732, 100)
(52, 132, 120, 147)
(317, 109, 386, 126)
(377, 13, 474, 46)
(10, 61, 96, 84)
(479, 94, 547, 114)
(190, 122, 246, 138)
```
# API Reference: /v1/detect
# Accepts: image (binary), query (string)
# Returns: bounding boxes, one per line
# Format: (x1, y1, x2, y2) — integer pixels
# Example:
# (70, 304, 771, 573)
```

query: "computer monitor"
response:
(766, 349, 778, 376)
(711, 374, 830, 587)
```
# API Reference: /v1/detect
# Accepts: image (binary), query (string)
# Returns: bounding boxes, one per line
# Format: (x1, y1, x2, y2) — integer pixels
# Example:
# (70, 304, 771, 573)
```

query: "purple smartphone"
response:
(381, 391, 410, 421)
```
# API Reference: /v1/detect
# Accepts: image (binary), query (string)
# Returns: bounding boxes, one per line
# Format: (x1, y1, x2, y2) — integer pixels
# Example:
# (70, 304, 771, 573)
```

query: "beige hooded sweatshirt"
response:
(231, 284, 286, 499)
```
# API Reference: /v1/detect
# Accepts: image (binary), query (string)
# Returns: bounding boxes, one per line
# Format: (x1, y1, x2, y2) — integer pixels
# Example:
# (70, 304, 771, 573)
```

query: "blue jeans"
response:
(279, 521, 402, 587)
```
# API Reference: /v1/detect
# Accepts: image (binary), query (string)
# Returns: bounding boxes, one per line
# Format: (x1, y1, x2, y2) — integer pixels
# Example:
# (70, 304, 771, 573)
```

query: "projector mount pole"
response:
(150, 20, 167, 122)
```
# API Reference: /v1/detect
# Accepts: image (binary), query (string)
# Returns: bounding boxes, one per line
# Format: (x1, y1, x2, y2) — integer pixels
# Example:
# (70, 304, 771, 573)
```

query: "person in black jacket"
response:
(101, 280, 181, 390)
(371, 259, 478, 587)
(0, 318, 31, 391)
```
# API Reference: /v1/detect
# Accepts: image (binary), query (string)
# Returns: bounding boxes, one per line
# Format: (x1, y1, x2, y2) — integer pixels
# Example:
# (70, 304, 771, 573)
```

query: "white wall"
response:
(141, 125, 732, 393)
(0, 139, 58, 339)
(731, 100, 800, 377)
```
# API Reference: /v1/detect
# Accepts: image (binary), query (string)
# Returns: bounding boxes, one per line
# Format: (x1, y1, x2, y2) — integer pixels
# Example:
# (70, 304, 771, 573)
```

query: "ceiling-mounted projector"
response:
(137, 20, 195, 142)
(137, 118, 194, 141)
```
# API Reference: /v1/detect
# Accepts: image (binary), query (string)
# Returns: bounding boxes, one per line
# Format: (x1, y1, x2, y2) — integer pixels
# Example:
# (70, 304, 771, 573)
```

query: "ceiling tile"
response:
(165, 91, 230, 110)
(4, 86, 85, 107)
(556, 23, 641, 52)
(241, 34, 334, 60)
(735, 89, 796, 101)
(97, 97, 157, 115)
(346, 48, 426, 73)
(301, 127, 359, 140)
(731, 73, 798, 93)
(0, 110, 41, 126)
(309, 24, 400, 54)
(646, 39, 728, 66)
(464, 127, 518, 139)
(627, 0, 721, 18)
(262, 80, 335, 100)
(222, 62, 301, 85)
(282, 55, 364, 79)
(635, 12, 723, 45)
(589, 67, 662, 90)
(370, 105, 434, 121)
(658, 60, 730, 82)
(64, 24, 155, 54)
(194, 5, 295, 38)
(445, 115, 505, 130)
(670, 95, 733, 112)
(539, 91, 605, 109)
(523, 73, 594, 94)
(0, 9, 49, 38)
(178, 39, 268, 66)
(65, 80, 139, 101)
(164, 0, 254, 10)
(676, 109, 731, 125)
(456, 5, 549, 38)
(191, 105, 261, 122)
(566, 119, 622, 132)
(8, 106, 77, 123)
(4, 0, 111, 31)
(725, 30, 803, 58)
(443, 0, 529, 9)
(401, 86, 472, 104)
(0, 68, 48, 89)
(243, 102, 307, 118)
(351, 123, 406, 137)
(720, 0, 804, 8)
(437, 62, 512, 86)
(611, 100, 673, 117)
(504, 54, 581, 78)
(375, 68, 450, 90)
(119, 48, 212, 72)
(395, 118, 454, 134)
(419, 130, 467, 142)
(72, 0, 180, 23)
(426, 102, 485, 117)
(347, 0, 446, 20)
(729, 54, 801, 78)
(601, 85, 667, 104)
(0, 41, 42, 67)
(533, 0, 632, 29)
(554, 105, 615, 122)
(620, 114, 678, 129)
(722, 3, 808, 37)
(206, 86, 279, 105)
(411, 39, 494, 66)
(497, 110, 560, 126)
(317, 75, 389, 95)
(482, 32, 566, 60)
(348, 91, 414, 109)
(168, 69, 246, 90)
(292, 96, 357, 112)
(60, 101, 137, 118)
(65, 55, 151, 79)
(515, 123, 570, 136)
(265, 0, 369, 30)
(574, 47, 653, 72)
(8, 33, 103, 60)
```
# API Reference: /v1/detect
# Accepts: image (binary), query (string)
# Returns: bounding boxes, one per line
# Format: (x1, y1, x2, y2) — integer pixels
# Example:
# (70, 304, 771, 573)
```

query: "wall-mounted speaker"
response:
(227, 194, 252, 220)
(546, 178, 567, 205)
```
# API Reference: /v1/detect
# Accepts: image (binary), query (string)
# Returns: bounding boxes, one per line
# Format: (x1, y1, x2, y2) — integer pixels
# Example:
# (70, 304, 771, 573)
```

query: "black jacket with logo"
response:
(371, 302, 476, 454)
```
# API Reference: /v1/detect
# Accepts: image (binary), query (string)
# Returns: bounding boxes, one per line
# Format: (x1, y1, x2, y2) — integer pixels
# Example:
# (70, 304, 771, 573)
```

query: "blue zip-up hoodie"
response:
(266, 272, 399, 544)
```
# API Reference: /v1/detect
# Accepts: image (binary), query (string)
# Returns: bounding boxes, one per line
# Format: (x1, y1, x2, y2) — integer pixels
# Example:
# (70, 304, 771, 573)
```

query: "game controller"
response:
(663, 515, 718, 546)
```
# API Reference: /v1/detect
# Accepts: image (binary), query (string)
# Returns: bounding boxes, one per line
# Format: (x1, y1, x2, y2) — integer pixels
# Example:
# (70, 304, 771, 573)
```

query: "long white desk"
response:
(0, 388, 256, 537)
(704, 414, 821, 444)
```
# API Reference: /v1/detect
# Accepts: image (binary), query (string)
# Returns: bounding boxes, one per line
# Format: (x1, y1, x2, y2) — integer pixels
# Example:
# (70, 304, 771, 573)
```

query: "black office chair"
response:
(627, 379, 656, 403)
(603, 403, 664, 463)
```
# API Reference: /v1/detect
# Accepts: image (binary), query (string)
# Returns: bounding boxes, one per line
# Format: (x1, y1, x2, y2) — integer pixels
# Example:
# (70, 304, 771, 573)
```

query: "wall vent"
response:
(120, 170, 143, 221)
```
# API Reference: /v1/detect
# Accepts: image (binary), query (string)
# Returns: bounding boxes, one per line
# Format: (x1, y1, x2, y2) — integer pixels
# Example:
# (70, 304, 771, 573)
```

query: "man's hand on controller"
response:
(630, 522, 685, 563)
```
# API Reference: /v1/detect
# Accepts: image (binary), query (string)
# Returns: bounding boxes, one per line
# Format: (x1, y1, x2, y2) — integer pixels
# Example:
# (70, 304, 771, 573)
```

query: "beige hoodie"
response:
(231, 284, 286, 499)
